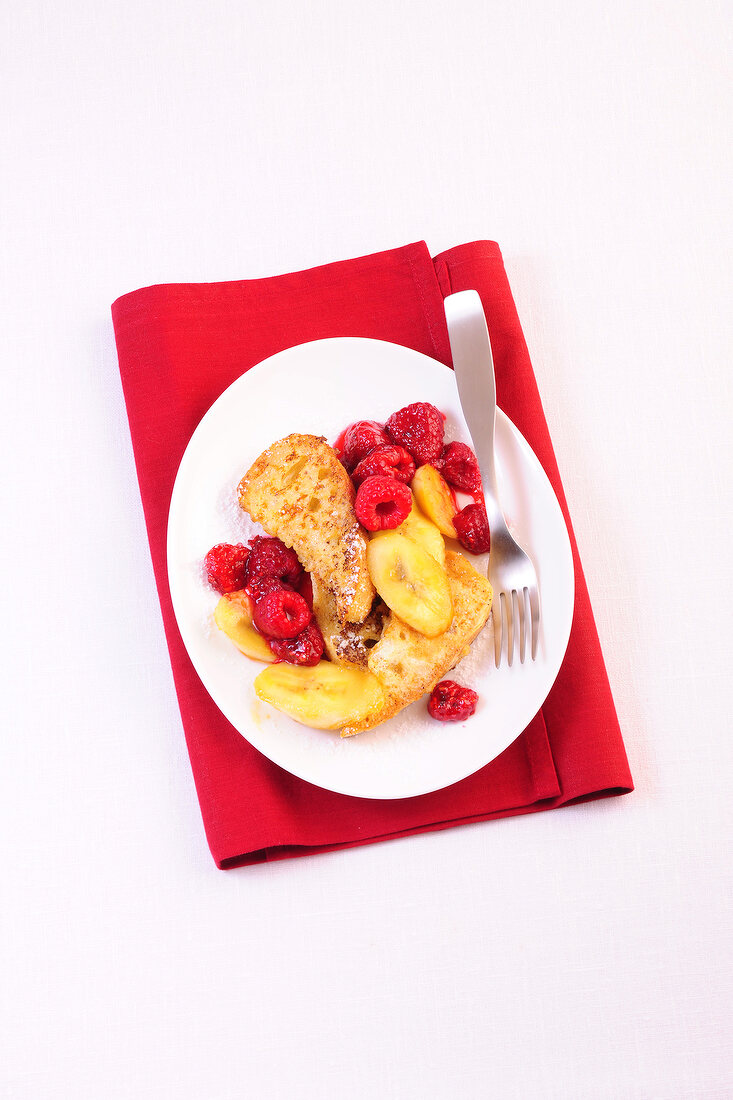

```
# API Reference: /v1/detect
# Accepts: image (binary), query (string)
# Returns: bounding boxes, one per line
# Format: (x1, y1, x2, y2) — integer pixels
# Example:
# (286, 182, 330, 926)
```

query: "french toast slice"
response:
(340, 550, 493, 736)
(312, 577, 387, 669)
(237, 433, 375, 623)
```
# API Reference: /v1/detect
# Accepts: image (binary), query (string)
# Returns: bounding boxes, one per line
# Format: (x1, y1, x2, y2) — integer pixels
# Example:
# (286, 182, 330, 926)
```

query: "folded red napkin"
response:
(112, 240, 632, 868)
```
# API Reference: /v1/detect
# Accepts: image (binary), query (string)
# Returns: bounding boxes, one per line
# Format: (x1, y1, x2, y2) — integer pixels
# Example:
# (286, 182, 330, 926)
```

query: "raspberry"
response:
(428, 680, 478, 721)
(352, 444, 416, 487)
(354, 475, 412, 531)
(434, 442, 482, 495)
(245, 536, 302, 588)
(295, 571, 314, 610)
(340, 420, 391, 471)
(268, 621, 324, 666)
(386, 402, 444, 466)
(204, 543, 250, 594)
(253, 582, 311, 639)
(245, 574, 284, 602)
(453, 501, 491, 554)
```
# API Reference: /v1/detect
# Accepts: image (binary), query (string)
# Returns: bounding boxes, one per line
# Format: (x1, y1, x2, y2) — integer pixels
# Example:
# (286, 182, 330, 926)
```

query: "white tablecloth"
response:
(2, 2, 732, 1097)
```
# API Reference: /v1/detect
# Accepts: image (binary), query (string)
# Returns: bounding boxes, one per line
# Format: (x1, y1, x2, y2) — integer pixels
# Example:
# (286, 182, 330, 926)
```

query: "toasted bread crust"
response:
(237, 433, 375, 623)
(340, 551, 493, 736)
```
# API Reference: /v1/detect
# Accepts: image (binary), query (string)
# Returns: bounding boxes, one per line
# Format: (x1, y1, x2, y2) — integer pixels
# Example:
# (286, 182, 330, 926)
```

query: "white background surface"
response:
(2, 2, 731, 1098)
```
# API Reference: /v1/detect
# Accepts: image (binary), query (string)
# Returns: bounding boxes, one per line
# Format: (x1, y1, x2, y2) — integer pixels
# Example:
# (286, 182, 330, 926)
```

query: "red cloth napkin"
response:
(112, 240, 633, 868)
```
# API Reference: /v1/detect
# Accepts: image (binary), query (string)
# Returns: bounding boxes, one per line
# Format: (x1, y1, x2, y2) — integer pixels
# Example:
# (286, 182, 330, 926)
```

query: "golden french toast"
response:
(238, 433, 375, 623)
(340, 550, 493, 737)
(312, 578, 388, 669)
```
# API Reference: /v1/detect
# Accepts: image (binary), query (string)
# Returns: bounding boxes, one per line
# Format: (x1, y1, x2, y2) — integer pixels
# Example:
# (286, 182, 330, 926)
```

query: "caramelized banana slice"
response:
(254, 661, 384, 730)
(411, 464, 458, 538)
(373, 496, 445, 566)
(366, 531, 453, 637)
(214, 591, 276, 663)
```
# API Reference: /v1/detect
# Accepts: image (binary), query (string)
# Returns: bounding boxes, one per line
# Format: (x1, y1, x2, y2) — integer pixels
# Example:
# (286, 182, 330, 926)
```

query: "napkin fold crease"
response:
(112, 240, 632, 868)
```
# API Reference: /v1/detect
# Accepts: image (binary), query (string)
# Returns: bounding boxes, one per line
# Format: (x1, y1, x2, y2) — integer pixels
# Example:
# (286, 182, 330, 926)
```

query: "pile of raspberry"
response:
(336, 402, 490, 554)
(204, 537, 324, 666)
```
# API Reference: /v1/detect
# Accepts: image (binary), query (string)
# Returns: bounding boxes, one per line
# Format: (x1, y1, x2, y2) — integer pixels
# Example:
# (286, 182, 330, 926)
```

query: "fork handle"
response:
(444, 290, 504, 533)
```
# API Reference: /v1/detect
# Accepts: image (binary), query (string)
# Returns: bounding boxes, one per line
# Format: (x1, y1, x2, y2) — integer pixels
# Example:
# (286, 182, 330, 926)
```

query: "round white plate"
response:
(167, 337, 574, 800)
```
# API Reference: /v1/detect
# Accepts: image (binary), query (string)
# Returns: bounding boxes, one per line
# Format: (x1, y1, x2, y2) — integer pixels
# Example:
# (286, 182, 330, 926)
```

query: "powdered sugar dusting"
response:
(451, 602, 495, 682)
(216, 475, 267, 543)
(338, 522, 363, 604)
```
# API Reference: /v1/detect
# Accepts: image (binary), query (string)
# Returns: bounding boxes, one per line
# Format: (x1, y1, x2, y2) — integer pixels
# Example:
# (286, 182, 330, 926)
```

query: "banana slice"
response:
(411, 464, 458, 538)
(382, 496, 445, 566)
(254, 661, 384, 730)
(214, 590, 276, 663)
(366, 531, 453, 637)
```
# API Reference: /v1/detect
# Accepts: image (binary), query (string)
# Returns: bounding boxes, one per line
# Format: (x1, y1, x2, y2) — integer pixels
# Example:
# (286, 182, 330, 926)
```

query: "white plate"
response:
(167, 338, 574, 800)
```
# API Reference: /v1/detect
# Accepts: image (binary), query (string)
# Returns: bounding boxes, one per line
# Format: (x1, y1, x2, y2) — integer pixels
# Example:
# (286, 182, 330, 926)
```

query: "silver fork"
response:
(444, 290, 540, 667)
